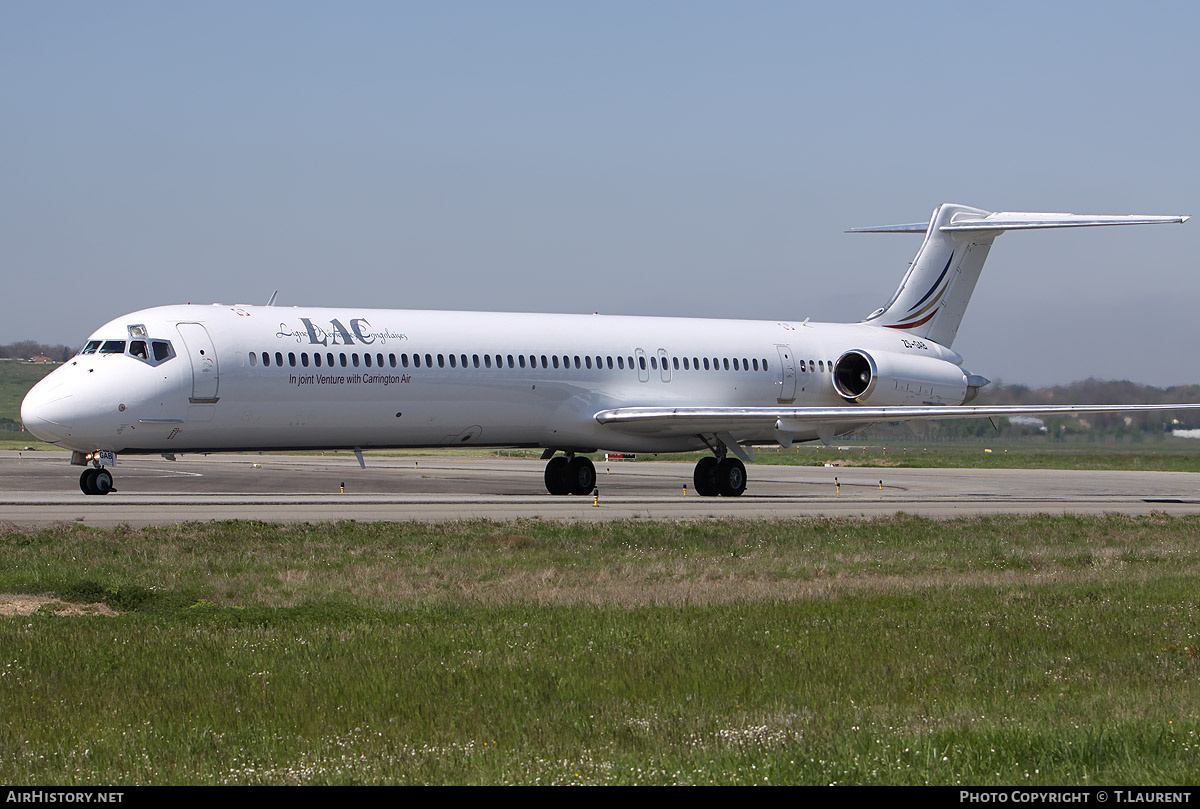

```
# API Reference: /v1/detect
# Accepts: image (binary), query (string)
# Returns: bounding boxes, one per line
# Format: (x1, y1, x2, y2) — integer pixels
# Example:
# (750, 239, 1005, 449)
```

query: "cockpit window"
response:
(83, 336, 175, 364)
(128, 339, 175, 365)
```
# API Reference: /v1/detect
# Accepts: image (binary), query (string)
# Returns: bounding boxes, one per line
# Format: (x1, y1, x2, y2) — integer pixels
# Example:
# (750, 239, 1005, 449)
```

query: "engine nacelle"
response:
(832, 349, 969, 406)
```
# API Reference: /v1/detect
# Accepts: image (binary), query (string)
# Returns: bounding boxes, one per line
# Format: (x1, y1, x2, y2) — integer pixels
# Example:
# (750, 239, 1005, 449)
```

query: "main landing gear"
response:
(690, 436, 747, 497)
(544, 453, 597, 496)
(692, 455, 746, 497)
(79, 467, 115, 496)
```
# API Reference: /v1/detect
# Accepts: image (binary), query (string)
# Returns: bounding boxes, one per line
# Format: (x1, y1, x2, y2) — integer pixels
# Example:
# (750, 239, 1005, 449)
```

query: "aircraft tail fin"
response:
(852, 204, 1188, 348)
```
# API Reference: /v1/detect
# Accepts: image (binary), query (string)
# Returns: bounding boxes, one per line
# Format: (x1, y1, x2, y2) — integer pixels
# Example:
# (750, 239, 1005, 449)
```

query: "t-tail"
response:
(852, 203, 1189, 348)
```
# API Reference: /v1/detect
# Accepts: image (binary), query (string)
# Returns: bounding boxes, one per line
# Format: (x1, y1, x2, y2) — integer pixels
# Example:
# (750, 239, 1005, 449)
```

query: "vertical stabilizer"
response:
(858, 203, 995, 347)
(851, 204, 1188, 348)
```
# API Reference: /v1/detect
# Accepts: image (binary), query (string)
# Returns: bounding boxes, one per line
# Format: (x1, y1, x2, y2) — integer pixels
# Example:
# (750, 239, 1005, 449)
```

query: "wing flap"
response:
(595, 403, 1200, 438)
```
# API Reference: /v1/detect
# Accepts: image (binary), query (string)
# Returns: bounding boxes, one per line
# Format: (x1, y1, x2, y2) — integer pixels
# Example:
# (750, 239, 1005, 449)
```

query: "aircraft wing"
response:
(595, 403, 1200, 438)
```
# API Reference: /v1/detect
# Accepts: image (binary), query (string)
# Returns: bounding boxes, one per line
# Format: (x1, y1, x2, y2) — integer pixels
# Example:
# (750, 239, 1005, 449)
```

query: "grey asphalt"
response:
(1, 450, 1198, 526)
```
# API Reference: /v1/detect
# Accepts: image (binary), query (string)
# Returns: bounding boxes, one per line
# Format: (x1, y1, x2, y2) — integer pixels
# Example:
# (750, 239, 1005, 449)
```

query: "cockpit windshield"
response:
(78, 335, 175, 365)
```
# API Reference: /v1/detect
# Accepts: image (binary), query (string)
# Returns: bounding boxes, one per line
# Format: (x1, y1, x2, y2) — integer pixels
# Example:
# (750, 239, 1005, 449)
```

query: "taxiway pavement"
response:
(1, 451, 1198, 526)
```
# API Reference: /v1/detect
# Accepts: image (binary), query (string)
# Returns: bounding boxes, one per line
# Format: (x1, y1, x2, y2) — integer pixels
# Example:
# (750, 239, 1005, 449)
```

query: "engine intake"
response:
(832, 349, 970, 406)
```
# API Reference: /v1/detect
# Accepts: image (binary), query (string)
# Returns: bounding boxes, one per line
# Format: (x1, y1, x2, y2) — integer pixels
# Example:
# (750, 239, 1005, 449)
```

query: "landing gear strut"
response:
(79, 467, 115, 496)
(692, 439, 747, 497)
(544, 453, 596, 495)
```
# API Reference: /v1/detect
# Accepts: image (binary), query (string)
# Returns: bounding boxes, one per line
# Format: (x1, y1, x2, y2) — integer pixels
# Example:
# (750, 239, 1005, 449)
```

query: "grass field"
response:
(4, 515, 1200, 785)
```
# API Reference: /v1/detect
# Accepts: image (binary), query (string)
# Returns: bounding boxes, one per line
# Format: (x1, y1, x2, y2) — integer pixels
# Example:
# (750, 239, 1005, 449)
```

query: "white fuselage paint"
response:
(22, 303, 965, 456)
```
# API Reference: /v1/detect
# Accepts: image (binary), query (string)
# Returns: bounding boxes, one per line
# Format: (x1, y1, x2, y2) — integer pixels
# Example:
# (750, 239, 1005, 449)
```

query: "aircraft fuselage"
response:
(23, 303, 962, 457)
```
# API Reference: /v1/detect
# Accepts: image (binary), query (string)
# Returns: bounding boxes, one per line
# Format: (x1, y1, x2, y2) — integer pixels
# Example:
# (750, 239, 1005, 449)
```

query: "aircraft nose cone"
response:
(20, 377, 72, 444)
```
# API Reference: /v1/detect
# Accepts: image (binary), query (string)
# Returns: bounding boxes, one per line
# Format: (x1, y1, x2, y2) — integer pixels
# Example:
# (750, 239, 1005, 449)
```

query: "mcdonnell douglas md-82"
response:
(20, 202, 1200, 497)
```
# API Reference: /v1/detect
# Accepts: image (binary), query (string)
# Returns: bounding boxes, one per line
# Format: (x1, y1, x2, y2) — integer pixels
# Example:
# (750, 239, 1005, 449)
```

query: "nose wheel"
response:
(80, 468, 115, 496)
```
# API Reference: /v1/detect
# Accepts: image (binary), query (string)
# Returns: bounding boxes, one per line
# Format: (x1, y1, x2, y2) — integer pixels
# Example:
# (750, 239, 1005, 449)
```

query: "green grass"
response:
(0, 360, 56, 427)
(4, 515, 1200, 784)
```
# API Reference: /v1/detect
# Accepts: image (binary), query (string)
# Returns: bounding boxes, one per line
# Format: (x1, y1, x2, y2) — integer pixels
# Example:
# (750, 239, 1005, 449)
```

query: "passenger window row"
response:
(248, 350, 773, 373)
(800, 359, 834, 373)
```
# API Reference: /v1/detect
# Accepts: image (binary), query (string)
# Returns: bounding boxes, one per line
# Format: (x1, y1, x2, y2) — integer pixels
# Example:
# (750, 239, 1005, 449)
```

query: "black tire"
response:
(566, 456, 596, 496)
(80, 468, 98, 495)
(716, 458, 747, 497)
(544, 456, 571, 495)
(93, 469, 114, 495)
(693, 456, 719, 497)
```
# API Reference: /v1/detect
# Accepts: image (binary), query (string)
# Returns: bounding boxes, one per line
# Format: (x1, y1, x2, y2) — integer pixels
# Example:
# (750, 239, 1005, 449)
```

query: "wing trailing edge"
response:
(595, 403, 1200, 439)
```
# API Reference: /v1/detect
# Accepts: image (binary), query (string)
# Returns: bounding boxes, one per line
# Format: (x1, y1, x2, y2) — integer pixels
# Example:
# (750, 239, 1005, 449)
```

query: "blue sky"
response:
(2, 2, 1197, 385)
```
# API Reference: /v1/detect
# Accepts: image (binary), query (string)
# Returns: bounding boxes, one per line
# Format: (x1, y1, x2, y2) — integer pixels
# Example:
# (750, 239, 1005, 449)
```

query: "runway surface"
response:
(2, 450, 1199, 526)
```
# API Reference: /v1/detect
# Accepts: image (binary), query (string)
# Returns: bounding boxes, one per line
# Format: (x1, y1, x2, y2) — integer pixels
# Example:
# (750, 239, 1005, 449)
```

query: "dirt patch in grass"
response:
(0, 593, 116, 617)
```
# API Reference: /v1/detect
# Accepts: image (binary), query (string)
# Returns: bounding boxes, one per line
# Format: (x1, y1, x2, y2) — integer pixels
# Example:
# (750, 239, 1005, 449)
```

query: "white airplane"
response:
(20, 202, 1199, 497)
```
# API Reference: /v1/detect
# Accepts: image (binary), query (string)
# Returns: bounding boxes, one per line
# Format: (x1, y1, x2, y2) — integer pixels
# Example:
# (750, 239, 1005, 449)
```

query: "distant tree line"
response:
(0, 341, 77, 362)
(860, 378, 1200, 441)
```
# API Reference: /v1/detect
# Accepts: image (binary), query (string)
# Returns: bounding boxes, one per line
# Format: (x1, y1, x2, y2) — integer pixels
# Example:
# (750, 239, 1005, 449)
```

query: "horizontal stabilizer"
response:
(940, 212, 1189, 232)
(845, 222, 931, 234)
(849, 211, 1189, 234)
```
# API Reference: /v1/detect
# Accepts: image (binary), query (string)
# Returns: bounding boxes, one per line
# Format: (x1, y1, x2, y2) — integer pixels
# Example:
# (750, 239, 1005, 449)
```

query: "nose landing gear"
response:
(80, 467, 115, 496)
